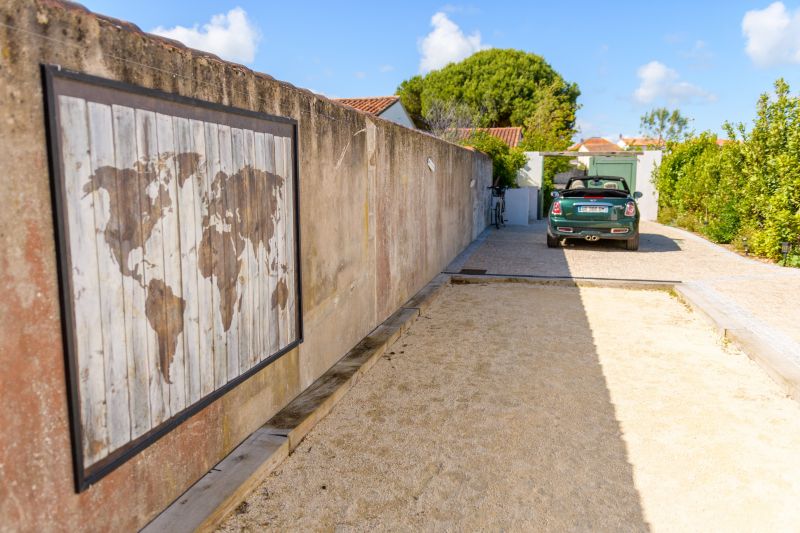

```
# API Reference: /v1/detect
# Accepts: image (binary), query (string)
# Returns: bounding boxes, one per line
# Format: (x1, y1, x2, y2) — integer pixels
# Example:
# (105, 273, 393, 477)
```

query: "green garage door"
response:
(589, 156, 638, 193)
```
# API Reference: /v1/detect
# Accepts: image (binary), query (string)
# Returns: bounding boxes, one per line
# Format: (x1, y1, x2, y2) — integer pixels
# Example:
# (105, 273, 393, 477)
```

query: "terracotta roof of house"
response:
(333, 96, 399, 116)
(621, 136, 661, 147)
(568, 137, 621, 152)
(454, 127, 523, 148)
(716, 138, 733, 146)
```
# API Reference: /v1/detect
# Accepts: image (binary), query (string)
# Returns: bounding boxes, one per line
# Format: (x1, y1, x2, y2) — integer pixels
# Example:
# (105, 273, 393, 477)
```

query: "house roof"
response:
(454, 127, 523, 148)
(333, 96, 399, 116)
(620, 136, 661, 147)
(568, 137, 621, 152)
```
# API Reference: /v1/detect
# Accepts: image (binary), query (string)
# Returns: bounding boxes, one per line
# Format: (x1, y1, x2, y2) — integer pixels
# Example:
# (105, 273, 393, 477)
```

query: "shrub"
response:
(461, 131, 527, 188)
(655, 79, 800, 262)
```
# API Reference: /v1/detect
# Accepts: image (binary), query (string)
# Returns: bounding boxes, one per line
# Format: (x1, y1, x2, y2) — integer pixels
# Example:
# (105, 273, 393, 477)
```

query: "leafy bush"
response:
(461, 131, 527, 188)
(655, 79, 800, 261)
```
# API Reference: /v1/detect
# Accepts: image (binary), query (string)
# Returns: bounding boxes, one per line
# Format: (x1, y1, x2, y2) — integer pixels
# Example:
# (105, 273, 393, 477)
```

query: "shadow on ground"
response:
(559, 233, 680, 253)
(221, 242, 651, 531)
(435, 246, 651, 529)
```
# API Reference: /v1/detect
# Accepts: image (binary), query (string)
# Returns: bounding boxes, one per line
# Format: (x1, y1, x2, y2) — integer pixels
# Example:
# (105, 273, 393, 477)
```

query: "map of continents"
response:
(84, 151, 288, 383)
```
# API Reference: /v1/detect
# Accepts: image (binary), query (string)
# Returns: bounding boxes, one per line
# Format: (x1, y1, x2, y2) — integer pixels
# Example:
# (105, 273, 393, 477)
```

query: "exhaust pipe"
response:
(584, 235, 600, 242)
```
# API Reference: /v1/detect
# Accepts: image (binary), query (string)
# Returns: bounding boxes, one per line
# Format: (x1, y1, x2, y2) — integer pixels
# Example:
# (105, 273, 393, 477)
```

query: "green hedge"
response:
(655, 79, 800, 263)
(461, 131, 527, 188)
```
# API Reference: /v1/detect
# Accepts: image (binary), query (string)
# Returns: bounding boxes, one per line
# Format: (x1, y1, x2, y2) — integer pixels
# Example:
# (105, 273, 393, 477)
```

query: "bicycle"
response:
(488, 185, 507, 229)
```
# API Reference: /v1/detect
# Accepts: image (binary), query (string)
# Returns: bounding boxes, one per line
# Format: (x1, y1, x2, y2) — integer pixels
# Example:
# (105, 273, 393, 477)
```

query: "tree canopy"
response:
(640, 108, 690, 144)
(396, 48, 580, 142)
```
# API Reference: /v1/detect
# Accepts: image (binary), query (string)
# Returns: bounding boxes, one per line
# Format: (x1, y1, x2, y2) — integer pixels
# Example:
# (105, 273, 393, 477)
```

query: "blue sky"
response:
(81, 1, 800, 141)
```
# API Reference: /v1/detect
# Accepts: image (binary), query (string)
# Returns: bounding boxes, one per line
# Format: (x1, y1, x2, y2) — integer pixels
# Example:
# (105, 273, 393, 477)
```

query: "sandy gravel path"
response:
(220, 283, 800, 532)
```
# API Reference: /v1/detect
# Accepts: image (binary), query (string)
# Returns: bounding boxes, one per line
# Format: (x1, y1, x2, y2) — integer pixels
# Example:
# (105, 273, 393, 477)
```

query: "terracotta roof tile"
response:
(568, 137, 621, 152)
(621, 136, 661, 147)
(333, 96, 399, 116)
(453, 127, 523, 148)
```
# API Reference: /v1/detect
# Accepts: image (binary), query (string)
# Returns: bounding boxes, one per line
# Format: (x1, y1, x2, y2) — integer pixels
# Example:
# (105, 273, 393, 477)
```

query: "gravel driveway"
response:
(220, 283, 800, 532)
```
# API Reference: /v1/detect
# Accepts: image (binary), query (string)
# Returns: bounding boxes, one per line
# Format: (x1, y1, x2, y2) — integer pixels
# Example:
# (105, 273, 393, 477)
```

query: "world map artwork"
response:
(53, 81, 299, 471)
(84, 152, 289, 383)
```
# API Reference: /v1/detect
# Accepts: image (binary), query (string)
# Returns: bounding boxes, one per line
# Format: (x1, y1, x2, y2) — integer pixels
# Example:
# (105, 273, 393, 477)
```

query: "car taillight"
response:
(624, 201, 636, 217)
(552, 200, 562, 215)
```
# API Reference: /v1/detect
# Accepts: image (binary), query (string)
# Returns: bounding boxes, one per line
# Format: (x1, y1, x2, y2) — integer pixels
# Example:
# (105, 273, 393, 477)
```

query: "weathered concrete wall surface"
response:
(0, 1, 492, 530)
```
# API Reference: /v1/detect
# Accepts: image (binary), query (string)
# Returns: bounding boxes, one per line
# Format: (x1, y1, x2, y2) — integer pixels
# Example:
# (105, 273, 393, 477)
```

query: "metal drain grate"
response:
(459, 268, 487, 275)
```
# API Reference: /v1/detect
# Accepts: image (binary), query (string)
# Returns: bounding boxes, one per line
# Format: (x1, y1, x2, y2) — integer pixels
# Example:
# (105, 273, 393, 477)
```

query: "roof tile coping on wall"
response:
(37, 0, 483, 154)
(333, 96, 399, 116)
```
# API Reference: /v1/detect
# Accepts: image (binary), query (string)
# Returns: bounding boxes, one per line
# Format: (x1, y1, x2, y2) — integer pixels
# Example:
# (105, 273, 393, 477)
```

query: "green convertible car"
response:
(547, 176, 642, 251)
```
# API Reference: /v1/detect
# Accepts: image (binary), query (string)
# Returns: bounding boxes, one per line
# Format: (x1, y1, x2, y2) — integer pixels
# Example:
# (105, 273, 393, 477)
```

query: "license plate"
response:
(579, 206, 607, 213)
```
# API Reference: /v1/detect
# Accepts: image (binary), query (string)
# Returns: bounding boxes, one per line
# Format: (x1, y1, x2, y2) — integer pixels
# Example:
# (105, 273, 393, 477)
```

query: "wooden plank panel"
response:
(112, 104, 152, 439)
(134, 108, 167, 427)
(282, 136, 297, 342)
(253, 132, 269, 363)
(243, 128, 260, 368)
(231, 128, 251, 375)
(190, 119, 215, 397)
(204, 121, 227, 389)
(87, 101, 132, 452)
(273, 136, 288, 347)
(173, 117, 202, 406)
(263, 133, 280, 356)
(155, 112, 186, 416)
(218, 125, 240, 382)
(59, 95, 109, 465)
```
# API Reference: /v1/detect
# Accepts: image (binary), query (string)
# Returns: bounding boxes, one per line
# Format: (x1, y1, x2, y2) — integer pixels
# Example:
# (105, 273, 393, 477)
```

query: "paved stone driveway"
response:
(450, 220, 800, 350)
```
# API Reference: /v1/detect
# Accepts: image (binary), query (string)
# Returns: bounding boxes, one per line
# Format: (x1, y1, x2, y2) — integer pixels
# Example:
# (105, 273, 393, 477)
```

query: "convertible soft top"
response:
(565, 176, 630, 191)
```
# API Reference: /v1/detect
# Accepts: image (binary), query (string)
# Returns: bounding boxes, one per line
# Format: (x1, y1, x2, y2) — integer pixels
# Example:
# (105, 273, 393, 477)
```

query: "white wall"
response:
(635, 150, 662, 221)
(518, 152, 543, 187)
(504, 188, 530, 225)
(528, 187, 539, 222)
(379, 101, 416, 129)
(519, 152, 544, 219)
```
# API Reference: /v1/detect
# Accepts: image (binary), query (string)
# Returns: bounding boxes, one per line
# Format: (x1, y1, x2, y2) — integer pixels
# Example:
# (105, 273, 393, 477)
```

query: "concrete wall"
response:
(0, 2, 492, 530)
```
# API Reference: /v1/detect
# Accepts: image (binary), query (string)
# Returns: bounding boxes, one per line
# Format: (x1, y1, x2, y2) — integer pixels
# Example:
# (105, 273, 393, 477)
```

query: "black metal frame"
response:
(41, 65, 304, 493)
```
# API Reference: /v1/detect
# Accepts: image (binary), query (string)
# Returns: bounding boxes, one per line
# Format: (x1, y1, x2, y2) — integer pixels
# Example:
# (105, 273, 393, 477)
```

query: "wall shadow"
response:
(443, 227, 651, 529)
(216, 230, 652, 530)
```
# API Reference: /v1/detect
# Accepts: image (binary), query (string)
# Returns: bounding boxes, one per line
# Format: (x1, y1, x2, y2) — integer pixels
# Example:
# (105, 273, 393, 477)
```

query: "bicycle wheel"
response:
(494, 204, 502, 229)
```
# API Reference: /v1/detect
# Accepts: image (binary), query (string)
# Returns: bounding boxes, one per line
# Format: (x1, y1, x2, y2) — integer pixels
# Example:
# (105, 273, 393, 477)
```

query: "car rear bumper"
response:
(548, 219, 638, 240)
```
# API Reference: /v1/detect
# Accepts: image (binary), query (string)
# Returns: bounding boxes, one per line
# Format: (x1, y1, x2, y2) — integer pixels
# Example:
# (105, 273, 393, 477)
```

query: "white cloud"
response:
(152, 8, 260, 64)
(633, 61, 715, 105)
(379, 64, 395, 73)
(418, 12, 489, 73)
(742, 2, 800, 67)
(354, 71, 367, 79)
